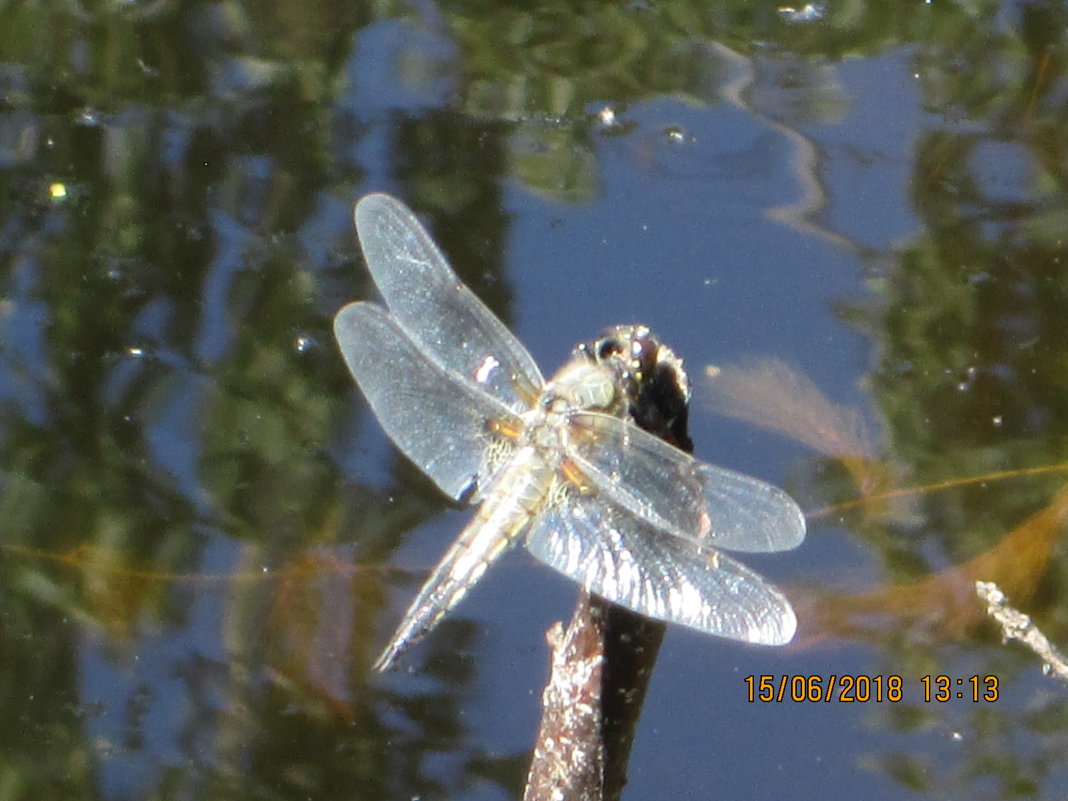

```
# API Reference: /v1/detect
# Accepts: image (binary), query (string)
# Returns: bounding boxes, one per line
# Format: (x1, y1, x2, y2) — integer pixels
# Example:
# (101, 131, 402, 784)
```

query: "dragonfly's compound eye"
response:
(629, 334, 660, 382)
(596, 337, 625, 362)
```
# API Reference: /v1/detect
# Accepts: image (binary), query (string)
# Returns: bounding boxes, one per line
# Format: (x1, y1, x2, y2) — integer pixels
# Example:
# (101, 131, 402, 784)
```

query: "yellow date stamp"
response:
(744, 674, 1000, 703)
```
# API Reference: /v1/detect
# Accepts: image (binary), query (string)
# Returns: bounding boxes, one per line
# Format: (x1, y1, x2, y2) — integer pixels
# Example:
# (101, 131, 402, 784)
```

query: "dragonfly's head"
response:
(575, 324, 694, 452)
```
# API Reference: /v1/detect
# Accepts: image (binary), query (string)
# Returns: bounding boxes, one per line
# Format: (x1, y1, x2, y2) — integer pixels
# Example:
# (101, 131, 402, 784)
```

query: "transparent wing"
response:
(526, 489, 796, 644)
(566, 412, 805, 553)
(334, 301, 519, 501)
(354, 193, 544, 411)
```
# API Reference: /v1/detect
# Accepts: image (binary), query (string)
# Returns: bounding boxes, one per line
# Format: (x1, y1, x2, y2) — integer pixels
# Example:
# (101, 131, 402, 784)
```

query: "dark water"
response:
(3, 0, 1068, 798)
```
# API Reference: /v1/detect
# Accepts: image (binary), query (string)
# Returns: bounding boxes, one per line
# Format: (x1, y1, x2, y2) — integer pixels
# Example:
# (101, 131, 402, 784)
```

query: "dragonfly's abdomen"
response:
(373, 447, 554, 672)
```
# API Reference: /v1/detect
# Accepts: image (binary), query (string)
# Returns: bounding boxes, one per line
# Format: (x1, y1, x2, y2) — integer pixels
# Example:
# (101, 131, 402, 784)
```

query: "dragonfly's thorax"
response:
(574, 323, 694, 452)
(510, 361, 623, 457)
(542, 360, 626, 415)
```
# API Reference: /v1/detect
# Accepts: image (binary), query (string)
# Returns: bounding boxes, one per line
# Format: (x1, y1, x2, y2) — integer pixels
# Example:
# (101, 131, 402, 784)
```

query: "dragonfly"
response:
(334, 193, 806, 672)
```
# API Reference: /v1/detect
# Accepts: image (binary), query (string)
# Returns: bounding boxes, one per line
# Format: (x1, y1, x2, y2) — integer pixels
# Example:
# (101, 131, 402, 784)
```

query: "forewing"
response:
(567, 412, 805, 553)
(526, 489, 796, 644)
(334, 301, 519, 501)
(354, 193, 544, 410)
